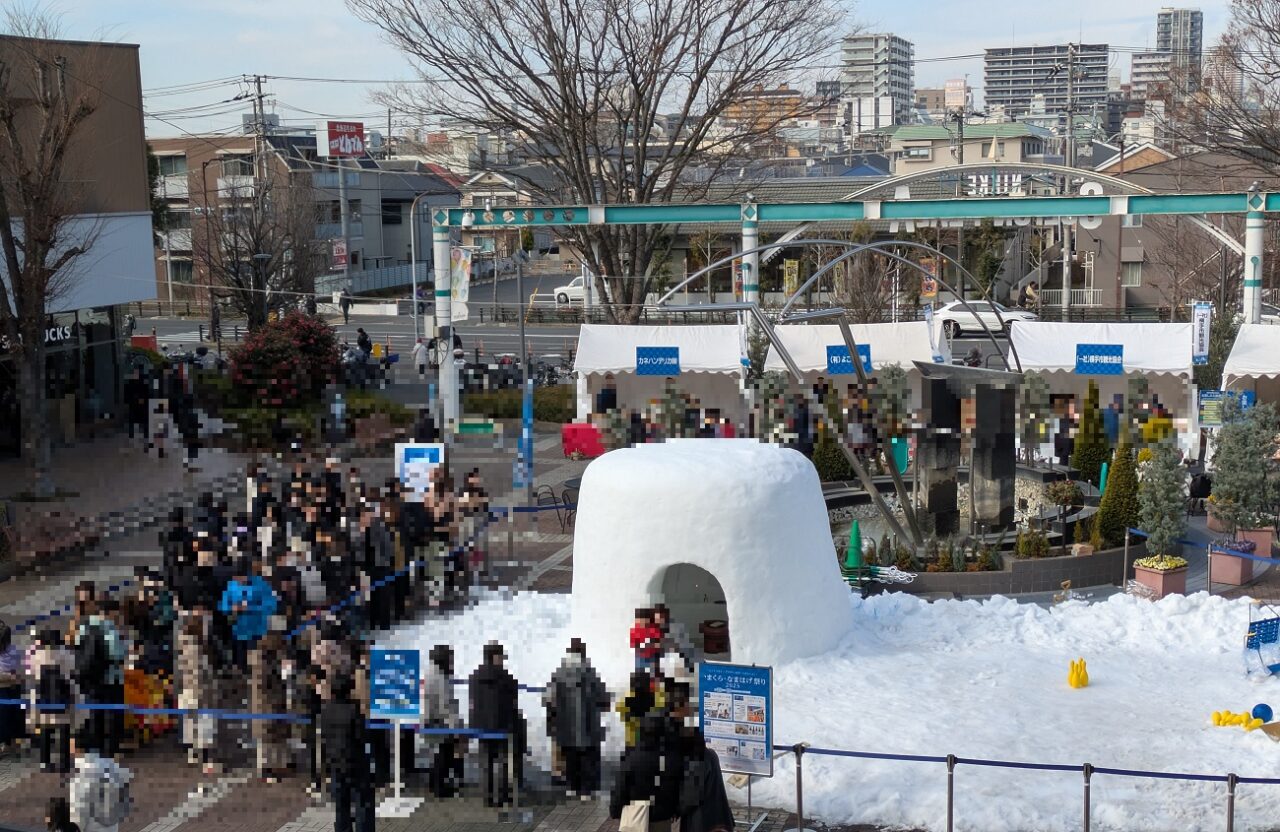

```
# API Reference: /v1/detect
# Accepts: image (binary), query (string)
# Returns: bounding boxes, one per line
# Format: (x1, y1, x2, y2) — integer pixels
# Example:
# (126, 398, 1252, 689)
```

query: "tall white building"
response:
(1157, 7, 1204, 88)
(1130, 51, 1173, 102)
(840, 33, 915, 124)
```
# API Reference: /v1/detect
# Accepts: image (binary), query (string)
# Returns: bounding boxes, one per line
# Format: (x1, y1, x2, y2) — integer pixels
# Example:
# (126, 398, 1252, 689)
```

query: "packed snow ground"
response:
(382, 589, 1280, 832)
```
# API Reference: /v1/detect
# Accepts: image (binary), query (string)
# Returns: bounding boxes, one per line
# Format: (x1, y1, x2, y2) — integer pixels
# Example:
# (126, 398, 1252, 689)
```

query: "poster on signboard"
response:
(783, 260, 800, 297)
(699, 662, 772, 777)
(370, 649, 421, 720)
(450, 248, 471, 323)
(395, 442, 445, 495)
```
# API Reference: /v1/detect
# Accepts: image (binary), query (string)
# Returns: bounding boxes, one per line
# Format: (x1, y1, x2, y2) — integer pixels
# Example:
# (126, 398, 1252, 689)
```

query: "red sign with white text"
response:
(332, 239, 349, 269)
(319, 121, 365, 158)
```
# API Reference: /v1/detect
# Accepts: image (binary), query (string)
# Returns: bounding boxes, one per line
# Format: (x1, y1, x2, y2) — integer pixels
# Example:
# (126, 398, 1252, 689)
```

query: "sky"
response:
(49, 0, 1232, 138)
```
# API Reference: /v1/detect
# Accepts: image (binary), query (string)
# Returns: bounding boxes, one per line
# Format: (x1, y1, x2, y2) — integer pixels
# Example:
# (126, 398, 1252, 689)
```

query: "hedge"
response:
(464, 385, 575, 423)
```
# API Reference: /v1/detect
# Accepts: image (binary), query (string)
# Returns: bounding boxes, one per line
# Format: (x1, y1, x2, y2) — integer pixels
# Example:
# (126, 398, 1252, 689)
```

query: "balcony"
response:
(216, 176, 255, 197)
(1038, 288, 1103, 308)
(315, 221, 364, 240)
(160, 174, 188, 200)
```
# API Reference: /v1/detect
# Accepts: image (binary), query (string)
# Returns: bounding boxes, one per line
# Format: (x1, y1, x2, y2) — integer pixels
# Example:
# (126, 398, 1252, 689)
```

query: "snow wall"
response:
(570, 439, 852, 685)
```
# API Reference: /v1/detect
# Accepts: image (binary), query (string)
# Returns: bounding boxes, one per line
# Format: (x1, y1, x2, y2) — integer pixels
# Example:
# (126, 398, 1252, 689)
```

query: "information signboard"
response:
(698, 662, 772, 777)
(370, 649, 421, 720)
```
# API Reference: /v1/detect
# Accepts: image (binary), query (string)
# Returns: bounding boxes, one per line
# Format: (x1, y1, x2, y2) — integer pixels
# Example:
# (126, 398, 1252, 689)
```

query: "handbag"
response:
(620, 799, 651, 832)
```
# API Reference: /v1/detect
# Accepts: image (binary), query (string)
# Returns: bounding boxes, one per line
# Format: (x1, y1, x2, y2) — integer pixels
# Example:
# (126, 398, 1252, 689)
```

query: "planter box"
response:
(1239, 528, 1275, 556)
(1134, 565, 1188, 599)
(1071, 544, 1095, 557)
(1208, 509, 1227, 533)
(1211, 549, 1253, 586)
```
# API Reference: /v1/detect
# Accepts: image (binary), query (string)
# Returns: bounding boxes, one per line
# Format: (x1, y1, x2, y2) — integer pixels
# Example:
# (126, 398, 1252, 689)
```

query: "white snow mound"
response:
(384, 588, 1280, 832)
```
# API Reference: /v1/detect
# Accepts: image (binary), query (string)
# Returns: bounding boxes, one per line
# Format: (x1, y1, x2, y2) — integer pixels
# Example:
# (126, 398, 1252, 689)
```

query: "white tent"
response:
(1010, 321, 1197, 454)
(571, 439, 851, 684)
(573, 324, 745, 420)
(762, 321, 949, 408)
(1009, 322, 1194, 377)
(763, 321, 948, 376)
(1223, 325, 1280, 400)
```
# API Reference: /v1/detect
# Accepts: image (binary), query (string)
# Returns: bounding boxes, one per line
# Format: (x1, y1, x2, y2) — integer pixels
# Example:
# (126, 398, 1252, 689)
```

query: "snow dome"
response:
(570, 439, 852, 682)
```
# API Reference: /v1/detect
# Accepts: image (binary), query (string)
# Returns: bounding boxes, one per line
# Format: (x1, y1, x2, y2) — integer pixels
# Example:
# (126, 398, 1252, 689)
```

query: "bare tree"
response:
(1166, 0, 1280, 175)
(348, 0, 843, 323)
(806, 224, 891, 323)
(194, 172, 324, 330)
(0, 15, 101, 496)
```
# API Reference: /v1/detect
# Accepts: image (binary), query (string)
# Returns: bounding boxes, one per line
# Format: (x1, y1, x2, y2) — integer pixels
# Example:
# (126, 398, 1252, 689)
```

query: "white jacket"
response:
(70, 753, 132, 832)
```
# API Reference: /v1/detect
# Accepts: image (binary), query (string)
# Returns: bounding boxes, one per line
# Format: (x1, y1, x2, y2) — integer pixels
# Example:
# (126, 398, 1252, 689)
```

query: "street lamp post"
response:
(408, 191, 435, 341)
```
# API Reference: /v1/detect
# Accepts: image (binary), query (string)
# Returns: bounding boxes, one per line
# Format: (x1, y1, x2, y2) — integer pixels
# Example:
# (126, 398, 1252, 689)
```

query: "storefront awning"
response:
(763, 321, 948, 375)
(573, 324, 745, 375)
(1009, 322, 1194, 378)
(1223, 324, 1280, 389)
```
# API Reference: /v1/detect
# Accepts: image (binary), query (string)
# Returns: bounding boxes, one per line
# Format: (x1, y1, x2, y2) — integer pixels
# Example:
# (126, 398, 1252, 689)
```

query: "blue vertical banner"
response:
(698, 662, 773, 777)
(1193, 301, 1212, 366)
(370, 649, 421, 720)
(514, 378, 534, 490)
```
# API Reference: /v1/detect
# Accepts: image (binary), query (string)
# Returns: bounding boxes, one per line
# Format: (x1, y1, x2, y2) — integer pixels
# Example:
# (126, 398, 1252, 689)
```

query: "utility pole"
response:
(252, 75, 268, 180)
(338, 155, 352, 288)
(1065, 43, 1076, 169)
(953, 110, 965, 299)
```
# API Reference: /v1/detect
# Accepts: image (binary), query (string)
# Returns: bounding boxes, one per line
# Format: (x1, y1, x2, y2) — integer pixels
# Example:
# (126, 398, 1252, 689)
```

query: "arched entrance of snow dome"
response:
(649, 563, 730, 660)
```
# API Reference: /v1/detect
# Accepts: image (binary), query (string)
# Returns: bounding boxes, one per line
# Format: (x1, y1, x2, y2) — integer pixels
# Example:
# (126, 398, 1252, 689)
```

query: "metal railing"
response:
(1038, 288, 1104, 307)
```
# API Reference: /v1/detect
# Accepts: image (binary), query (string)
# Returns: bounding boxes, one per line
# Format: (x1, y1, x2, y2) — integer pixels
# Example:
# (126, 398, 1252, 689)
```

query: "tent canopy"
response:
(573, 324, 744, 376)
(1009, 322, 1194, 377)
(763, 321, 948, 375)
(1223, 324, 1280, 389)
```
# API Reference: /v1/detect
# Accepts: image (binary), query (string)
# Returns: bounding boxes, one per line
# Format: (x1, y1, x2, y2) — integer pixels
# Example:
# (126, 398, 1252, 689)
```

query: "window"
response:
(167, 210, 192, 230)
(156, 155, 187, 177)
(1121, 261, 1143, 287)
(980, 141, 1006, 159)
(170, 260, 193, 286)
(381, 201, 403, 225)
(1122, 215, 1143, 228)
(220, 155, 253, 177)
(902, 146, 931, 160)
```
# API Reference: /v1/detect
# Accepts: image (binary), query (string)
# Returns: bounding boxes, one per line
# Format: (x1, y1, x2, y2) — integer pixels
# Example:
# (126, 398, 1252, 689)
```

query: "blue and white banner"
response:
(1075, 343, 1125, 375)
(513, 378, 534, 490)
(1193, 302, 1212, 366)
(826, 344, 872, 376)
(636, 346, 680, 376)
(395, 442, 445, 495)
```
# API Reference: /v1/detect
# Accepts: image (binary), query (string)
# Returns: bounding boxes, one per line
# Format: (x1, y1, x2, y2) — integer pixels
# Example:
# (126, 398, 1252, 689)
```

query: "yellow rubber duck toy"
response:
(1068, 658, 1090, 689)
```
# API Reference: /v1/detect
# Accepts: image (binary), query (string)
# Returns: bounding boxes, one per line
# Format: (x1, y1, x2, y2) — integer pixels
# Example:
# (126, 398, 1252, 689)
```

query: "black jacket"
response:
(679, 744, 736, 832)
(469, 662, 520, 735)
(319, 700, 371, 782)
(610, 714, 685, 822)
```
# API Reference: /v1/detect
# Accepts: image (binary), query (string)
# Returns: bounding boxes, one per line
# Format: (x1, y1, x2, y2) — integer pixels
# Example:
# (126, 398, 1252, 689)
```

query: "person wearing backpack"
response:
(28, 629, 78, 773)
(69, 743, 132, 832)
(319, 674, 375, 832)
(74, 602, 126, 758)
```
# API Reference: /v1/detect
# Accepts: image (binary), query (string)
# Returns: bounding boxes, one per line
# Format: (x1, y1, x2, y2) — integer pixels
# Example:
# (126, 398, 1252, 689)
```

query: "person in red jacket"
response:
(629, 609, 662, 673)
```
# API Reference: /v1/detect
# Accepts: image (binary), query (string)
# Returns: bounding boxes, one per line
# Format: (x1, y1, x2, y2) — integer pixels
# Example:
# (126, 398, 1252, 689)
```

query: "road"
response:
(138, 304, 1014, 369)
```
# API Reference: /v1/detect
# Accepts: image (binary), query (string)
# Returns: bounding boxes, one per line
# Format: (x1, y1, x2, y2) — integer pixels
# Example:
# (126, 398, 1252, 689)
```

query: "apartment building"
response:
(984, 44, 1109, 117)
(885, 123, 1054, 177)
(840, 34, 915, 124)
(724, 83, 808, 131)
(150, 128, 460, 304)
(1130, 52, 1173, 102)
(1157, 7, 1204, 89)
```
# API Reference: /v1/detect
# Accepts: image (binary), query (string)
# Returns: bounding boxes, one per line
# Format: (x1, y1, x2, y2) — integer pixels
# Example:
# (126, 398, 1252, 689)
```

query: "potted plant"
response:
(1046, 480, 1084, 554)
(1072, 517, 1095, 557)
(1137, 439, 1187, 561)
(1133, 554, 1190, 599)
(1209, 400, 1280, 582)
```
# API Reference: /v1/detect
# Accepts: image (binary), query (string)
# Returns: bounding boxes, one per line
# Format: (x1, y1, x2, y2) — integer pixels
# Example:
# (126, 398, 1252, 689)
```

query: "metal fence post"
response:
(783, 743, 810, 832)
(1207, 544, 1214, 594)
(1083, 763, 1093, 832)
(946, 754, 957, 832)
(1227, 773, 1237, 832)
(1123, 530, 1130, 586)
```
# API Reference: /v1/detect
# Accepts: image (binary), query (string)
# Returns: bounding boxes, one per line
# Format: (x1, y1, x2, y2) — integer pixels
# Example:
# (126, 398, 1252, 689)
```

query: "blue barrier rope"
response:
(1127, 527, 1278, 564)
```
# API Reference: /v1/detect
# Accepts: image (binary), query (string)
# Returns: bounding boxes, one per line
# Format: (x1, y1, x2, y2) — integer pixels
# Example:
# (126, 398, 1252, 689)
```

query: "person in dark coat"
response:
(0, 620, 23, 750)
(609, 711, 685, 832)
(469, 642, 522, 807)
(340, 290, 352, 326)
(356, 328, 372, 357)
(543, 639, 610, 797)
(45, 796, 80, 832)
(124, 370, 149, 445)
(319, 675, 374, 832)
(674, 690, 735, 832)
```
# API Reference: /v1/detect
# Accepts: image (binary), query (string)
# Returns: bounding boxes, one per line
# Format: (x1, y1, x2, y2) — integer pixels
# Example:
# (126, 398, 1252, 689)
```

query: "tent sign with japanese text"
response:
(698, 662, 772, 777)
(316, 121, 365, 158)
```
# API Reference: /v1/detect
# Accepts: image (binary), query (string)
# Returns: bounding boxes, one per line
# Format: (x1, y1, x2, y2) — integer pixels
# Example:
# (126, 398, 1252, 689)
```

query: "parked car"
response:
(934, 300, 1038, 339)
(555, 275, 585, 305)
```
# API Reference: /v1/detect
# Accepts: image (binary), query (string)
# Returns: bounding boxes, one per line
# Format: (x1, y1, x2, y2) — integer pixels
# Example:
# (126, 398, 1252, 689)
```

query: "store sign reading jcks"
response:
(0, 324, 75, 351)
(635, 346, 680, 375)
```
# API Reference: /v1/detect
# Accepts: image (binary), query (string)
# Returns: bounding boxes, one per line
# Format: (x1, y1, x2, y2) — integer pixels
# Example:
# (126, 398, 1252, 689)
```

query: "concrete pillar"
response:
(741, 204, 759, 304)
(971, 383, 1017, 531)
(433, 224, 458, 433)
(1245, 209, 1264, 325)
(920, 377, 961, 537)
